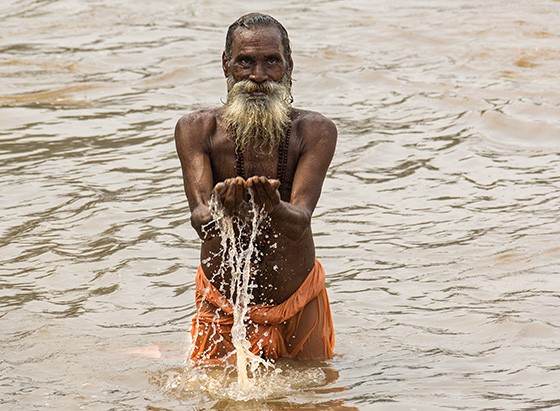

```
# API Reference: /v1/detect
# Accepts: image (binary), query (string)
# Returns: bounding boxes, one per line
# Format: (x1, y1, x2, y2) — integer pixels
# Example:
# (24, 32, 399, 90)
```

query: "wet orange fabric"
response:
(190, 259, 335, 363)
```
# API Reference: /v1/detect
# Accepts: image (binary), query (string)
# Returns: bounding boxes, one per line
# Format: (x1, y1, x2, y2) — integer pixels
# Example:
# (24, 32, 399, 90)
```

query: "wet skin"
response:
(175, 27, 337, 305)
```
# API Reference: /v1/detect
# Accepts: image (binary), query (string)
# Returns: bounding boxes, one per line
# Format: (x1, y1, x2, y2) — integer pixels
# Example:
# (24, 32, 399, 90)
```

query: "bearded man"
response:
(175, 12, 337, 363)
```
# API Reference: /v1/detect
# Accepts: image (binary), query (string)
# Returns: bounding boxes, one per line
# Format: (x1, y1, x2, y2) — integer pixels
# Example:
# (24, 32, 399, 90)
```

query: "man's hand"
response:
(245, 176, 281, 214)
(213, 176, 282, 216)
(213, 176, 248, 216)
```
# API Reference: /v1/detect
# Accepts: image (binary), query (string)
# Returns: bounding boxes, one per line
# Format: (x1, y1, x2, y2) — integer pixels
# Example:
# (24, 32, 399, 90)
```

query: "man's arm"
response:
(248, 112, 337, 240)
(174, 111, 216, 240)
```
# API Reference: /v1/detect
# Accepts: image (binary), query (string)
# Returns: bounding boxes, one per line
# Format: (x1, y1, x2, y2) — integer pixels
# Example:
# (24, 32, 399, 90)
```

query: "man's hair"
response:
(224, 13, 292, 61)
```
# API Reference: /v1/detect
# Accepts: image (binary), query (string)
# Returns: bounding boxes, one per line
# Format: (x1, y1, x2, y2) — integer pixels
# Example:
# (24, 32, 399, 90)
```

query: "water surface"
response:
(1, 0, 560, 409)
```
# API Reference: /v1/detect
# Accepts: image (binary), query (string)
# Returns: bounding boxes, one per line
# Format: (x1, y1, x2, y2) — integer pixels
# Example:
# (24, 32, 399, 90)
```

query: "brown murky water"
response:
(2, 0, 560, 409)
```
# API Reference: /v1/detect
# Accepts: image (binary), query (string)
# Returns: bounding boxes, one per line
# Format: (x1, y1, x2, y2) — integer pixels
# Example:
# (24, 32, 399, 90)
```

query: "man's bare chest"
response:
(209, 134, 286, 182)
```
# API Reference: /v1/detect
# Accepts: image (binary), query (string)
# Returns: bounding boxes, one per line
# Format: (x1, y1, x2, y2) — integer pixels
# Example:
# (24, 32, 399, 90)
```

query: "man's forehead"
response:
(230, 26, 284, 53)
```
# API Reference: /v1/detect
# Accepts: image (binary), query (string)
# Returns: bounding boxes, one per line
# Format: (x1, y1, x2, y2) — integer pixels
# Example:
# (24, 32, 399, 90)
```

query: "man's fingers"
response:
(221, 177, 247, 214)
(244, 176, 257, 188)
(232, 177, 244, 206)
(256, 177, 280, 203)
(265, 179, 281, 197)
(216, 176, 281, 214)
(245, 176, 280, 189)
(244, 176, 280, 212)
(269, 179, 281, 190)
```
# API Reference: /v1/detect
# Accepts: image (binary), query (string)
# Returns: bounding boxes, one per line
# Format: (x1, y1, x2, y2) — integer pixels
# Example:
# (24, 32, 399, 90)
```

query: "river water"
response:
(1, 0, 560, 409)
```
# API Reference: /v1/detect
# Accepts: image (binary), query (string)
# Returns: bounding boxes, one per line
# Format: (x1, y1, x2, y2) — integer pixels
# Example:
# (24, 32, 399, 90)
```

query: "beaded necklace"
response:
(235, 125, 292, 198)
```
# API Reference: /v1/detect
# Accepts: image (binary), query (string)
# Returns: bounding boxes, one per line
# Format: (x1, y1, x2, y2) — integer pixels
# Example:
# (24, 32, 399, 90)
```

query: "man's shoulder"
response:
(175, 108, 223, 146)
(293, 108, 333, 124)
(176, 107, 220, 131)
(292, 108, 337, 140)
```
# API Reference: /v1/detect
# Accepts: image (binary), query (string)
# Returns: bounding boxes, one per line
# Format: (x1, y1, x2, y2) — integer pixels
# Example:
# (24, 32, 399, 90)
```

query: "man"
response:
(175, 12, 337, 364)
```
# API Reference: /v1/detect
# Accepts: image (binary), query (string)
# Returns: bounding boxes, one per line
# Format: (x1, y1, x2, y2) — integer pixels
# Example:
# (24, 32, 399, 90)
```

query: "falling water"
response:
(156, 189, 332, 403)
(197, 188, 273, 394)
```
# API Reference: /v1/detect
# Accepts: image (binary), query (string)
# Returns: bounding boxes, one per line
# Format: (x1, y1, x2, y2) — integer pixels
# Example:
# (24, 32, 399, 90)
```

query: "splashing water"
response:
(154, 362, 330, 403)
(191, 188, 273, 394)
(168, 191, 335, 402)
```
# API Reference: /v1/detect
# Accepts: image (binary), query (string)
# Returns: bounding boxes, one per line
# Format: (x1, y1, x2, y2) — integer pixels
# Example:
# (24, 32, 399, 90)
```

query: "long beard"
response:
(222, 74, 292, 152)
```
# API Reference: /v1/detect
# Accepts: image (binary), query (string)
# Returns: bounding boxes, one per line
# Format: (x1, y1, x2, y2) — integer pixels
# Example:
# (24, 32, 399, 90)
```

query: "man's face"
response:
(222, 27, 292, 86)
(221, 26, 293, 152)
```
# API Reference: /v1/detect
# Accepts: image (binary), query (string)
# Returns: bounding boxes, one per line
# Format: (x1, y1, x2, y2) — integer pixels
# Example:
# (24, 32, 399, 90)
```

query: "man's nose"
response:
(248, 63, 268, 83)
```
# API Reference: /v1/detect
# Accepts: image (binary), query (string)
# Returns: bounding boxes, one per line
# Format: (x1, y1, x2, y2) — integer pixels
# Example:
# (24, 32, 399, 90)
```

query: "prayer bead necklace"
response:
(235, 125, 292, 198)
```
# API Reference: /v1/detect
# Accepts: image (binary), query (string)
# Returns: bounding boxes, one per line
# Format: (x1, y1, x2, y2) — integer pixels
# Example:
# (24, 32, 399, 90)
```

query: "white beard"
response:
(221, 74, 292, 152)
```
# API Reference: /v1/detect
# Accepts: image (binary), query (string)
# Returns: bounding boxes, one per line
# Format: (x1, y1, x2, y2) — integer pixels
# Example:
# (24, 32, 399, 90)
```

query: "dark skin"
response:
(175, 26, 337, 305)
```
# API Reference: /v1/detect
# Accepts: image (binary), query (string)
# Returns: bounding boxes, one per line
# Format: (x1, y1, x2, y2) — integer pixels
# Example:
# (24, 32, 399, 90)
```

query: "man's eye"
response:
(267, 57, 280, 64)
(238, 57, 252, 66)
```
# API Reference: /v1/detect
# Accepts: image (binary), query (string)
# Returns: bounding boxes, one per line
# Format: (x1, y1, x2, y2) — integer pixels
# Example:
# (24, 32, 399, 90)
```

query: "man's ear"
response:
(222, 51, 229, 77)
(287, 56, 294, 75)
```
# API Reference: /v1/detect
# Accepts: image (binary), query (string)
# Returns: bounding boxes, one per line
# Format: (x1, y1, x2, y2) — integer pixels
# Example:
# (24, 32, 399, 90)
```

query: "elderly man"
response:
(175, 12, 336, 363)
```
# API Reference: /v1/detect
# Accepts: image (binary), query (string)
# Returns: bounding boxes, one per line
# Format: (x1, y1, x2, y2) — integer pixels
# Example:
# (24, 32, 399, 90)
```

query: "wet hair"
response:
(224, 13, 292, 62)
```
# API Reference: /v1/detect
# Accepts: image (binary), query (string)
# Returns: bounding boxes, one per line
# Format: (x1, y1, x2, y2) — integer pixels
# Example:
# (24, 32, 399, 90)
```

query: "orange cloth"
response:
(190, 259, 335, 363)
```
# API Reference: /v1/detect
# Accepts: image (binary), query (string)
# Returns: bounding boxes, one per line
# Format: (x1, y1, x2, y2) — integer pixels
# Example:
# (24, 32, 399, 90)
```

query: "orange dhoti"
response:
(190, 259, 335, 363)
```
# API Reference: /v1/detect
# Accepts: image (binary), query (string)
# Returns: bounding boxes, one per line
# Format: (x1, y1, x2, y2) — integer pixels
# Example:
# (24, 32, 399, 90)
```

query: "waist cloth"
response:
(190, 259, 335, 363)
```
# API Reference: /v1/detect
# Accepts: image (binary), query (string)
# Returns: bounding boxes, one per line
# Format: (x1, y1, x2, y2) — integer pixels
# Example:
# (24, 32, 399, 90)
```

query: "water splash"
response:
(154, 362, 329, 402)
(190, 188, 273, 394)
(173, 190, 336, 402)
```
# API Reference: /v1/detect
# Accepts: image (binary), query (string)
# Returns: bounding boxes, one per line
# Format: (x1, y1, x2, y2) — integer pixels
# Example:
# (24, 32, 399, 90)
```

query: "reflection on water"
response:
(1, 0, 560, 409)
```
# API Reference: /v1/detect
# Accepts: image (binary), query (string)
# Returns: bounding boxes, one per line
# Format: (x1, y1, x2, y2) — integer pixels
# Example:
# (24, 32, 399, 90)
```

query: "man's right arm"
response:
(174, 111, 216, 240)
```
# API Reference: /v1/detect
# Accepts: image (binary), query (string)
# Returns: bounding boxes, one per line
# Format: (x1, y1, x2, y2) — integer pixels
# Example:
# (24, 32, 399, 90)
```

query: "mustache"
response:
(226, 75, 292, 101)
(230, 79, 282, 96)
